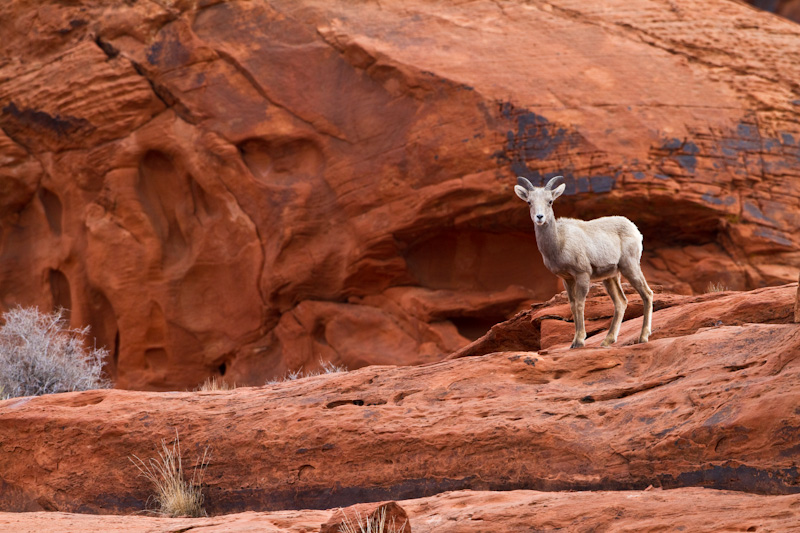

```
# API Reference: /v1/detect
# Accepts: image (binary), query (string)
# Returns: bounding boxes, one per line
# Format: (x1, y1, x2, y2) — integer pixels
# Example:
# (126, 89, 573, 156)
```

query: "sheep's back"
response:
(557, 216, 643, 270)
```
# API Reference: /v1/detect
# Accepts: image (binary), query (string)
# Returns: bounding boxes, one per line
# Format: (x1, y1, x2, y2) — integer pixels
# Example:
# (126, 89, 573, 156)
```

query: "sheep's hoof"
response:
(570, 340, 585, 349)
(600, 337, 616, 347)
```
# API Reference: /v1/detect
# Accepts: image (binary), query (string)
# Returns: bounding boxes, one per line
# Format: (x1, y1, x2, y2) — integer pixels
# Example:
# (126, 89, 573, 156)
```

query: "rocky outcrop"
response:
(1, 0, 800, 390)
(1, 285, 798, 515)
(1, 488, 799, 532)
(451, 283, 797, 357)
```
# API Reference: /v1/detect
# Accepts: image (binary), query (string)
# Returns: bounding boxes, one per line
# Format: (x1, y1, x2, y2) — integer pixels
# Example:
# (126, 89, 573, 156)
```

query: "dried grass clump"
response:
(266, 359, 347, 385)
(706, 281, 730, 293)
(339, 507, 407, 533)
(196, 376, 235, 391)
(129, 431, 211, 517)
(0, 307, 109, 398)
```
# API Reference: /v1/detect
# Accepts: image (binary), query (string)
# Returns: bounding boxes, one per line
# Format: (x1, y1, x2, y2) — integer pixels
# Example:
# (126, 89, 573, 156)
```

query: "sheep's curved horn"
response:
(544, 175, 564, 190)
(516, 176, 534, 190)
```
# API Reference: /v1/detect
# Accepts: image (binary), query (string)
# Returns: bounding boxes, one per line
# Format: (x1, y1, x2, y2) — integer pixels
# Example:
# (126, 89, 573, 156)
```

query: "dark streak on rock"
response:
(129, 61, 199, 125)
(495, 101, 581, 186)
(204, 476, 479, 514)
(198, 462, 800, 515)
(95, 36, 120, 59)
(1, 102, 93, 138)
(659, 463, 800, 495)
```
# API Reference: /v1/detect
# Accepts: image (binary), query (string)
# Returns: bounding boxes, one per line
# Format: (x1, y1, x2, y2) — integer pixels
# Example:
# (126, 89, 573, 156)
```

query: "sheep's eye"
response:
(548, 200, 553, 206)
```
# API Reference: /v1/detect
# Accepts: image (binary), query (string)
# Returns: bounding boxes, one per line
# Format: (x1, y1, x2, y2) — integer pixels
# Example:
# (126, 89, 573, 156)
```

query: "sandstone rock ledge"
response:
(1, 284, 798, 520)
(1, 488, 799, 533)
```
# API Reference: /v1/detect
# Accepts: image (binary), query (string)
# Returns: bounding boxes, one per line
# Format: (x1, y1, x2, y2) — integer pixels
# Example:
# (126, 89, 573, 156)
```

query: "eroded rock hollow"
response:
(1, 0, 799, 389)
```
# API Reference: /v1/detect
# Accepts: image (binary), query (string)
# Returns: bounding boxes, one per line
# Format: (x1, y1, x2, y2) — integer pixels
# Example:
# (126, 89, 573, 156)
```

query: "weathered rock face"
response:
(1, 0, 799, 389)
(1, 285, 798, 515)
(1, 488, 799, 533)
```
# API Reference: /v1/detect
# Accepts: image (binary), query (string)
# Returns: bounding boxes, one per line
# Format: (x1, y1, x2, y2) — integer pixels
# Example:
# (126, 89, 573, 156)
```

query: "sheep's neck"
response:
(534, 218, 561, 266)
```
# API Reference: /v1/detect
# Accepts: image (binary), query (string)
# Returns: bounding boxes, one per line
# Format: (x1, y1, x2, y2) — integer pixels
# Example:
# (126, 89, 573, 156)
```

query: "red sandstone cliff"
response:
(1, 0, 799, 389)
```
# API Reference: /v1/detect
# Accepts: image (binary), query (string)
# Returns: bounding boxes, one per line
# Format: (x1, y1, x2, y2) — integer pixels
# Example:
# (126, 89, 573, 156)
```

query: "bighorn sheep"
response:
(514, 176, 653, 348)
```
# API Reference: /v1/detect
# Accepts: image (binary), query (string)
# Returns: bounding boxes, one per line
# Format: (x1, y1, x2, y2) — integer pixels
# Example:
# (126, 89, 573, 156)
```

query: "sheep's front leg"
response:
(563, 277, 576, 308)
(570, 274, 591, 349)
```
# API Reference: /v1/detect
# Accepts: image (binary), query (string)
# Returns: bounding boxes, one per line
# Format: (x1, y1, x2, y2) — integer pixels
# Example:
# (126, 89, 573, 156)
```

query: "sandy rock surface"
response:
(1, 0, 800, 389)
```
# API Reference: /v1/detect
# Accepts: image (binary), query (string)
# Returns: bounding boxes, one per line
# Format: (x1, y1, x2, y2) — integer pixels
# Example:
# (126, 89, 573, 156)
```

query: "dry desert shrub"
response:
(339, 507, 407, 533)
(196, 375, 235, 391)
(0, 306, 109, 398)
(706, 281, 730, 293)
(129, 431, 211, 517)
(266, 359, 347, 385)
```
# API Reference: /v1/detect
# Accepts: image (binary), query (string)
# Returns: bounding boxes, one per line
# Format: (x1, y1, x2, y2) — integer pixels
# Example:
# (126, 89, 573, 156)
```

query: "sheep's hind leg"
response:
(622, 266, 653, 343)
(570, 274, 591, 349)
(601, 275, 627, 347)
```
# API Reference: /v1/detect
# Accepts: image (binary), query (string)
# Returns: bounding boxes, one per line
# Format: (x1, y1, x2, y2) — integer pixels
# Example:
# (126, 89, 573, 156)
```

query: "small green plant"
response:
(339, 507, 407, 533)
(195, 375, 235, 391)
(129, 431, 211, 517)
(266, 359, 347, 385)
(705, 281, 730, 293)
(0, 306, 109, 398)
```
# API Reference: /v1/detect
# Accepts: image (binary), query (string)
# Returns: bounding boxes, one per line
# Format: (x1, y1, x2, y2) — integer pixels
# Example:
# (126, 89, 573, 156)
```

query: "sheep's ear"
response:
(514, 185, 530, 201)
(551, 183, 566, 199)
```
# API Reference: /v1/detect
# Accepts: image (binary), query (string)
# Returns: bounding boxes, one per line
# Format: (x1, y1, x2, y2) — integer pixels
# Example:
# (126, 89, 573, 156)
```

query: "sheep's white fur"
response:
(515, 176, 653, 348)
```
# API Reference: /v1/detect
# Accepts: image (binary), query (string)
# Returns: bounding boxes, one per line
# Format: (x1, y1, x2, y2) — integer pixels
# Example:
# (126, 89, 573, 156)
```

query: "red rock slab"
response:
(1, 488, 799, 532)
(0, 509, 329, 533)
(402, 488, 800, 532)
(451, 283, 797, 357)
(1, 317, 799, 514)
(586, 282, 797, 349)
